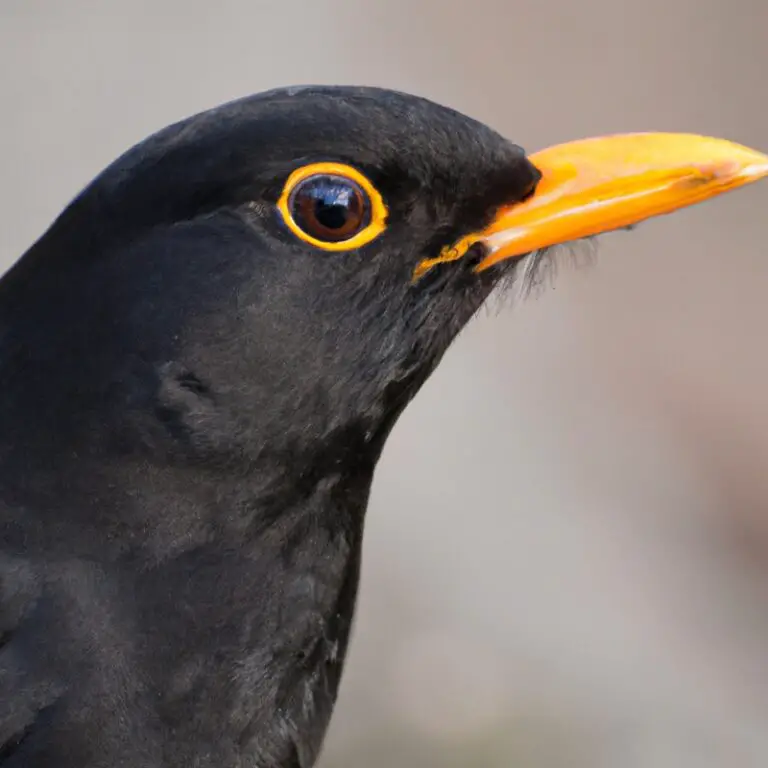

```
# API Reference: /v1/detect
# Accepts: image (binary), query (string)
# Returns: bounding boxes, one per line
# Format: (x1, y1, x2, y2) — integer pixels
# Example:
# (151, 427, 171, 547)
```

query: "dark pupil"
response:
(291, 175, 368, 242)
(315, 197, 348, 230)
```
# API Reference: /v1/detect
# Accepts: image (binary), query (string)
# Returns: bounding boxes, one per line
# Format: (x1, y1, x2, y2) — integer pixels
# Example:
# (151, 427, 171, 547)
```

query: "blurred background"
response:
(2, 1, 768, 765)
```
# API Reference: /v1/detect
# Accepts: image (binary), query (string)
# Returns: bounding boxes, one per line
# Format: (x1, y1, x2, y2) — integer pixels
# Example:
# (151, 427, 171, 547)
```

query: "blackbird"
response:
(0, 86, 765, 768)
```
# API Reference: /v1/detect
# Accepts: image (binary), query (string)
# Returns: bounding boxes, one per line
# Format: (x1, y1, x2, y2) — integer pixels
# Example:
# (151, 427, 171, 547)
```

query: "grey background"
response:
(2, 2, 768, 765)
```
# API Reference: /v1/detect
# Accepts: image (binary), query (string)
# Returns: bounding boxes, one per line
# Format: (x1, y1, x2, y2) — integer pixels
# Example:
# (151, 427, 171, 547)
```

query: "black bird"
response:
(0, 86, 765, 768)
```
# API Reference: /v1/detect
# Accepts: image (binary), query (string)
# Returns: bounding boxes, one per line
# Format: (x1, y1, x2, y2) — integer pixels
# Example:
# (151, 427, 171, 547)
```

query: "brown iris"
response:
(288, 174, 371, 243)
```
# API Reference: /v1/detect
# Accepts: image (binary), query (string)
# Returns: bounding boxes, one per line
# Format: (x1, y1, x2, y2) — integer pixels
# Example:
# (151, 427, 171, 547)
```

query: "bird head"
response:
(5, 86, 767, 477)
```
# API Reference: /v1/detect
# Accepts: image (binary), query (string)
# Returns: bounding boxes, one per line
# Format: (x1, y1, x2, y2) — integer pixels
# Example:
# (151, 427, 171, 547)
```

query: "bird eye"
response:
(277, 162, 388, 251)
(291, 175, 368, 242)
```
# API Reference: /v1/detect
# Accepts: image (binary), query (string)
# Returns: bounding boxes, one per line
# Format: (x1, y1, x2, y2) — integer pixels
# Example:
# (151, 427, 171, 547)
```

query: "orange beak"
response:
(414, 133, 768, 279)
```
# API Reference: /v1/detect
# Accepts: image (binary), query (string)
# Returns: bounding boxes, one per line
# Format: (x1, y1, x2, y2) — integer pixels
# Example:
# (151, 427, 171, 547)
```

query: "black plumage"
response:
(0, 86, 541, 767)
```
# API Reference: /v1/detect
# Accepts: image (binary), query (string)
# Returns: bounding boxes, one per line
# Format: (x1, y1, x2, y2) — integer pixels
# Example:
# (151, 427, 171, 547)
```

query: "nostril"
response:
(462, 242, 487, 271)
(520, 166, 541, 202)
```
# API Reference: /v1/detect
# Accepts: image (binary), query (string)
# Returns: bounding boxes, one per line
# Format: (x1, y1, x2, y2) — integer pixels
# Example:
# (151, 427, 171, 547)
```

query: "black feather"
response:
(0, 86, 544, 767)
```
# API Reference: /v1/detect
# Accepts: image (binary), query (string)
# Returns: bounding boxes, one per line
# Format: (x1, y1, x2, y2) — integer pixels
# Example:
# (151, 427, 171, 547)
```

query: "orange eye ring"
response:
(277, 162, 388, 251)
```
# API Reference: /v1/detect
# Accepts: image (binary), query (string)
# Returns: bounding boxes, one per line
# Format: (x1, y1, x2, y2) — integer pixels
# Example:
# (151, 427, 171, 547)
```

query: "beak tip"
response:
(745, 160, 768, 180)
(717, 141, 768, 183)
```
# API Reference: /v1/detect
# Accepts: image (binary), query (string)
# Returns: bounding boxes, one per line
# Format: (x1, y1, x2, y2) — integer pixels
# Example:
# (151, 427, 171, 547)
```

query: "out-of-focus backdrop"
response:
(2, 1, 768, 765)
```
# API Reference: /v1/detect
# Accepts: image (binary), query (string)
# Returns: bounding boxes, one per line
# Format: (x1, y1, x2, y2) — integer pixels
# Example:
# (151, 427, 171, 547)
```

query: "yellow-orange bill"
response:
(414, 133, 768, 279)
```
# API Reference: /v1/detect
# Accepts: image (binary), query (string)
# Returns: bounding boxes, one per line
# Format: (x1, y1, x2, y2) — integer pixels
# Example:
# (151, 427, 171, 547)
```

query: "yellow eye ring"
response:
(277, 162, 388, 251)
